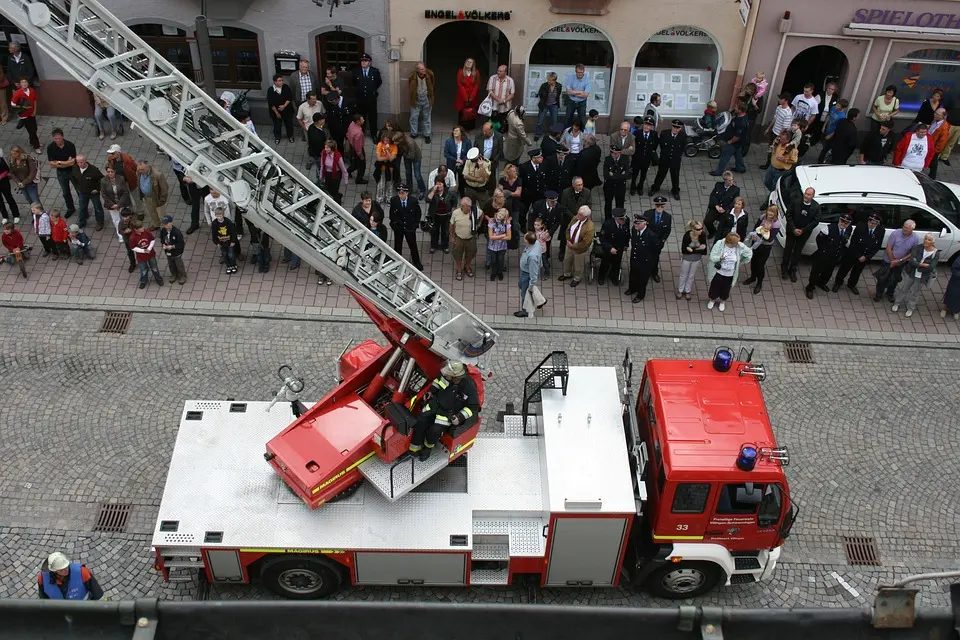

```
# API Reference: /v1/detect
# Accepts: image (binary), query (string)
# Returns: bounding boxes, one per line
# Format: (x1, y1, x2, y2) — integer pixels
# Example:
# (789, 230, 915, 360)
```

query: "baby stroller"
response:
(684, 111, 731, 159)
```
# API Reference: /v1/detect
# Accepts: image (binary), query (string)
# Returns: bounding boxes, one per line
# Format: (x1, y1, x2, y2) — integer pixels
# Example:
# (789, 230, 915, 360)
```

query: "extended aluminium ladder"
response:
(0, 0, 498, 363)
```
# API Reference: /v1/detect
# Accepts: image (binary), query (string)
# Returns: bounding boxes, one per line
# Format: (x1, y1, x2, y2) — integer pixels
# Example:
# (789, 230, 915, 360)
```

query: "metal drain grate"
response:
(99, 311, 132, 334)
(93, 503, 132, 533)
(843, 536, 881, 566)
(784, 341, 815, 363)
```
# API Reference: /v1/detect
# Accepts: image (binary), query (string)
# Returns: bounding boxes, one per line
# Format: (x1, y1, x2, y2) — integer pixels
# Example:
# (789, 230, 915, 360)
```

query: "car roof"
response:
(794, 164, 927, 203)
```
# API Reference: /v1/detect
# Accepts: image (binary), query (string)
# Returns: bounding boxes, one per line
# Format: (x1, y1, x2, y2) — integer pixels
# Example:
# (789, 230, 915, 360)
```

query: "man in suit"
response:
(602, 144, 630, 219)
(518, 148, 548, 231)
(325, 91, 353, 154)
(558, 205, 595, 287)
(351, 53, 383, 140)
(642, 195, 672, 282)
(287, 59, 319, 109)
(528, 190, 563, 274)
(544, 144, 575, 194)
(704, 172, 740, 237)
(477, 121, 504, 188)
(806, 214, 852, 299)
(597, 207, 630, 285)
(389, 183, 423, 270)
(832, 213, 884, 295)
(625, 214, 658, 303)
(631, 115, 659, 196)
(828, 108, 860, 165)
(649, 119, 686, 200)
(541, 122, 565, 161)
(575, 134, 603, 192)
(558, 176, 591, 263)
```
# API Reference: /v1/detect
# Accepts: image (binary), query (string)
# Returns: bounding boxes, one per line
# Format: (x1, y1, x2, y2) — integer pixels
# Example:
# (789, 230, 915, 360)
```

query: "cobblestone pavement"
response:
(1, 307, 957, 609)
(1, 117, 959, 342)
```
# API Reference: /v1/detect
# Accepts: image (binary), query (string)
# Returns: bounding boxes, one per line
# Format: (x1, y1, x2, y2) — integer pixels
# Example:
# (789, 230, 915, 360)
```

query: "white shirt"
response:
(203, 193, 234, 226)
(719, 246, 738, 276)
(792, 94, 819, 122)
(296, 101, 325, 128)
(570, 219, 586, 243)
(428, 168, 458, 190)
(820, 92, 834, 118)
(772, 105, 794, 135)
(900, 134, 928, 171)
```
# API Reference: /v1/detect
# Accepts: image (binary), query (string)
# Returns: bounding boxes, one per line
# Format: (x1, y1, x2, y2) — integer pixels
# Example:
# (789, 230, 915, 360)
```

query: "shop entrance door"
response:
(781, 45, 849, 99)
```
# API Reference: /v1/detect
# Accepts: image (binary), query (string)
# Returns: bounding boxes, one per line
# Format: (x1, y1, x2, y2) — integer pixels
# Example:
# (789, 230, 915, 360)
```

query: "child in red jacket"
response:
(49, 208, 70, 258)
(2, 222, 29, 263)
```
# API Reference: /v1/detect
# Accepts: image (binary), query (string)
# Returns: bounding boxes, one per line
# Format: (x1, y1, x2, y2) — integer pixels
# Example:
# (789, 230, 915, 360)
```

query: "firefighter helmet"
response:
(440, 360, 466, 379)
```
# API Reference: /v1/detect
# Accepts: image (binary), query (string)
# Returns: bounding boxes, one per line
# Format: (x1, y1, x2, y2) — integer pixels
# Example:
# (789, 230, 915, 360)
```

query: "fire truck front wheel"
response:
(644, 560, 723, 599)
(260, 555, 343, 600)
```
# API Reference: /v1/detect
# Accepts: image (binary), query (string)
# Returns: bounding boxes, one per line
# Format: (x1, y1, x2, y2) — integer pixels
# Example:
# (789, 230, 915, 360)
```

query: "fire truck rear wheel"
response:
(260, 555, 343, 600)
(644, 560, 723, 599)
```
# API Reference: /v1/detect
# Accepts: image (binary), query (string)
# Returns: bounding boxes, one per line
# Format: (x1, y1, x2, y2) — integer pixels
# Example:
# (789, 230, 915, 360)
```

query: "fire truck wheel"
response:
(260, 555, 343, 600)
(644, 560, 723, 599)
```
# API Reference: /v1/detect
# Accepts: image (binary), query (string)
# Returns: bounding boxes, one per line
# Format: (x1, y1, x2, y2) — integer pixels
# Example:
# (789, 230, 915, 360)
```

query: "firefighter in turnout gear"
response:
(408, 360, 481, 461)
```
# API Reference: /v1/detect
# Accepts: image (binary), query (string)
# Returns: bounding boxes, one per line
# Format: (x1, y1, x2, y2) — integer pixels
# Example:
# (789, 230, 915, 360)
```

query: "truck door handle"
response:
(542, 525, 549, 538)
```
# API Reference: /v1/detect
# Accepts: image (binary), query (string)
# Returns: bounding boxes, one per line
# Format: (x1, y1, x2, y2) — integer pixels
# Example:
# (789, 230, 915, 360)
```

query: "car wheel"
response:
(684, 143, 699, 158)
(260, 555, 343, 600)
(644, 560, 723, 599)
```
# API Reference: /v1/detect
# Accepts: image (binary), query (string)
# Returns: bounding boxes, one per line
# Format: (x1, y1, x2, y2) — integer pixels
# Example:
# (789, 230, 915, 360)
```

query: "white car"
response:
(768, 165, 960, 264)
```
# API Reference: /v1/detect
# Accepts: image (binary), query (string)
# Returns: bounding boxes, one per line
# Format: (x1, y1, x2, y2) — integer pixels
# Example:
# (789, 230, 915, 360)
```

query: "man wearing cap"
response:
(70, 153, 105, 231)
(325, 91, 353, 153)
(631, 115, 659, 196)
(541, 122, 565, 161)
(805, 214, 852, 299)
(602, 144, 630, 220)
(160, 215, 187, 285)
(558, 205, 595, 287)
(626, 214, 657, 303)
(705, 171, 740, 238)
(462, 147, 491, 211)
(518, 148, 548, 231)
(598, 208, 630, 285)
(710, 101, 748, 176)
(643, 195, 672, 282)
(38, 552, 104, 600)
(544, 144, 574, 194)
(389, 183, 423, 270)
(408, 360, 480, 461)
(649, 119, 686, 200)
(351, 53, 382, 139)
(832, 213, 884, 294)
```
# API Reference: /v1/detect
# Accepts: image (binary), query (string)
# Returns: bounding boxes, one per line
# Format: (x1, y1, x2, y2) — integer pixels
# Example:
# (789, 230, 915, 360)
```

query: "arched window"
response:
(130, 24, 192, 78)
(881, 49, 960, 115)
(628, 26, 720, 117)
(525, 23, 615, 115)
(209, 26, 261, 88)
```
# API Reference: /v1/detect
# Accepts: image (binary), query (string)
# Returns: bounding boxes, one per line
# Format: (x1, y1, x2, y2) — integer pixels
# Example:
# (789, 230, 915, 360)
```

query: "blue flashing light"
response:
(713, 347, 734, 372)
(737, 446, 758, 471)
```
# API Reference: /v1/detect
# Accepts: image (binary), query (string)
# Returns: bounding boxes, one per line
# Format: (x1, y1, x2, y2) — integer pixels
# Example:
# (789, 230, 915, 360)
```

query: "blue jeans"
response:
(714, 142, 745, 173)
(20, 182, 39, 206)
(404, 157, 426, 195)
(77, 192, 105, 227)
(536, 104, 558, 136)
(56, 170, 76, 215)
(763, 166, 786, 193)
(138, 257, 161, 285)
(518, 272, 530, 309)
(566, 100, 587, 127)
(283, 247, 300, 266)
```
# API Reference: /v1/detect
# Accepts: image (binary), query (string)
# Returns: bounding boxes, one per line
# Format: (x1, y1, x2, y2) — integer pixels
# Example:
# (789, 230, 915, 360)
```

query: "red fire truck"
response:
(0, 0, 793, 602)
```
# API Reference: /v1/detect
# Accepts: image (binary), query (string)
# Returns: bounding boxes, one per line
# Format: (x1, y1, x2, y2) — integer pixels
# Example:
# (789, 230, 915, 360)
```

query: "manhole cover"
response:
(99, 311, 132, 334)
(93, 503, 132, 533)
(843, 536, 881, 566)
(784, 341, 815, 363)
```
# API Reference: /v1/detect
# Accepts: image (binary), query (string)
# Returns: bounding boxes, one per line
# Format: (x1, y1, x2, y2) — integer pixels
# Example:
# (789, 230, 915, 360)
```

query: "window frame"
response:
(209, 27, 262, 89)
(671, 482, 712, 514)
(897, 203, 946, 233)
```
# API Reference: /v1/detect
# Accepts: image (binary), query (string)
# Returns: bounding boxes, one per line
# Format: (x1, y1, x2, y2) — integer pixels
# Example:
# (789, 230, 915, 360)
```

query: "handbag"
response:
(478, 96, 494, 117)
(462, 107, 477, 121)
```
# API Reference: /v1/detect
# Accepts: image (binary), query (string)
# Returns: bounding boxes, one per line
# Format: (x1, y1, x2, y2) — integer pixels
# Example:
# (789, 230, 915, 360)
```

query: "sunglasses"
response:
(695, 226, 704, 231)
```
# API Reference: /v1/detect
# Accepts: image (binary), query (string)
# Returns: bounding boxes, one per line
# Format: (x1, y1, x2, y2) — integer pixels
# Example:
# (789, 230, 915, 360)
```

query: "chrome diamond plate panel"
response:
(359, 445, 451, 501)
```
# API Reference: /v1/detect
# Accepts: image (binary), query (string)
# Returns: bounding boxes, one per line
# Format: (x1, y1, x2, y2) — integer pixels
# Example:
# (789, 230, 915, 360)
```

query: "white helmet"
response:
(220, 91, 236, 107)
(440, 360, 466, 379)
(47, 552, 70, 571)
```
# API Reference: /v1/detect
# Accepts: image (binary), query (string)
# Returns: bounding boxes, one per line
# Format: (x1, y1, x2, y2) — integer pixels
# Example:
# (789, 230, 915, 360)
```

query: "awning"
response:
(842, 23, 960, 42)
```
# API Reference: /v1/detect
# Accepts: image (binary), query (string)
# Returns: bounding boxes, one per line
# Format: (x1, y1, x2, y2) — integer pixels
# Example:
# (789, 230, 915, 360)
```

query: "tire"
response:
(259, 555, 343, 600)
(707, 145, 723, 160)
(683, 143, 699, 158)
(644, 560, 723, 599)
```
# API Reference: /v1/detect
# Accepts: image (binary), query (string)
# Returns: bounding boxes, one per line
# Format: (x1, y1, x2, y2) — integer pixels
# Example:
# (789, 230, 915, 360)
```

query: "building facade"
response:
(745, 0, 960, 128)
(10, 0, 392, 119)
(389, 0, 749, 133)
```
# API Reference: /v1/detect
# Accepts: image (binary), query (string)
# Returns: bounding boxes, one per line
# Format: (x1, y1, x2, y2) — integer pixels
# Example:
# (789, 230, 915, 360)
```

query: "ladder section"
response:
(521, 351, 569, 435)
(358, 446, 451, 501)
(0, 0, 497, 363)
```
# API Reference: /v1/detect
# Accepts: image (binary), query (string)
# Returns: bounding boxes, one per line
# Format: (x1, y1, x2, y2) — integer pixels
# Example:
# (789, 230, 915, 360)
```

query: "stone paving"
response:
(1, 307, 957, 608)
(1, 116, 959, 344)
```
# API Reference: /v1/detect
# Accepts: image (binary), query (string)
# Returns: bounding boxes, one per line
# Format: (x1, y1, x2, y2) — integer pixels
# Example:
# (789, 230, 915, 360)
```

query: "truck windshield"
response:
(916, 172, 960, 226)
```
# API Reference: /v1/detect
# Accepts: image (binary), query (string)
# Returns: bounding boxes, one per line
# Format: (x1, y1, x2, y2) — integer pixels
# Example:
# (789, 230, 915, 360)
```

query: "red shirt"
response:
(50, 217, 68, 243)
(129, 229, 156, 262)
(2, 229, 24, 252)
(11, 87, 37, 119)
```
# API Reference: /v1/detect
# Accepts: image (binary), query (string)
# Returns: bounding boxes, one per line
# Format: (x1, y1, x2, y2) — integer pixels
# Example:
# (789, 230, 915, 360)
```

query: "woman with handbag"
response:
(705, 232, 753, 312)
(8, 145, 39, 208)
(892, 234, 940, 318)
(455, 58, 481, 132)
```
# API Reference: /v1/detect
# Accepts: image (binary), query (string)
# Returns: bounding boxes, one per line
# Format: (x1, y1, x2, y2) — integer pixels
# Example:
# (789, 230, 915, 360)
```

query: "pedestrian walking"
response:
(129, 219, 164, 288)
(160, 215, 187, 285)
(38, 552, 104, 600)
(10, 78, 40, 153)
(710, 103, 749, 176)
(892, 234, 939, 317)
(677, 219, 708, 299)
(706, 233, 753, 312)
(516, 231, 545, 317)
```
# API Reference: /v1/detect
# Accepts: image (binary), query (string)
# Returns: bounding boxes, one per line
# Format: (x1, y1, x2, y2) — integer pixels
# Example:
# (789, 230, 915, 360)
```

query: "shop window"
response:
(130, 24, 193, 78)
(882, 48, 960, 115)
(317, 31, 364, 73)
(525, 22, 615, 116)
(628, 26, 719, 117)
(209, 27, 261, 88)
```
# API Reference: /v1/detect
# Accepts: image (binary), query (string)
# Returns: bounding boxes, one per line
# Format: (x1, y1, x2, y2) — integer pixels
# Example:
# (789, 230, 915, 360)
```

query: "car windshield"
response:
(915, 171, 960, 226)
(778, 169, 803, 212)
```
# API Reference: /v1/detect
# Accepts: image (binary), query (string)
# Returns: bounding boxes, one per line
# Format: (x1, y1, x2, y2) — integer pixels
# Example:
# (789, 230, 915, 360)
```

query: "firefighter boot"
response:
(418, 445, 433, 462)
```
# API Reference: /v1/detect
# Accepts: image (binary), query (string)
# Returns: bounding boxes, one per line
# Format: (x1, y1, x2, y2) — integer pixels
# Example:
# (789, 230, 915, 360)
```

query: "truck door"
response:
(654, 482, 713, 541)
(704, 482, 785, 550)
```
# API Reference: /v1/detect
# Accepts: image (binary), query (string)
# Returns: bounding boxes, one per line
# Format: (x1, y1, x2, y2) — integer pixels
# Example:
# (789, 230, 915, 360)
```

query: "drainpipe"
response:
(195, 0, 217, 99)
(731, 0, 761, 109)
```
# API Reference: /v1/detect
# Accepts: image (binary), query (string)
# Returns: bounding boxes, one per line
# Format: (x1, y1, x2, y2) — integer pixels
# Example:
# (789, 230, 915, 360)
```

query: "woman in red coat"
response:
(455, 58, 481, 132)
